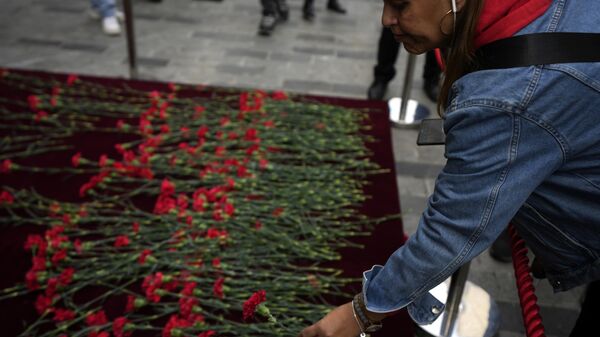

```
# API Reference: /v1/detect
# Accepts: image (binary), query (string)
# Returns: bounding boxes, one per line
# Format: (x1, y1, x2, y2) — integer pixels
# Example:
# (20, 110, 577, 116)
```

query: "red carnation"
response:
(114, 235, 130, 247)
(86, 310, 108, 326)
(35, 293, 54, 314)
(71, 152, 82, 167)
(138, 249, 152, 265)
(1, 159, 12, 173)
(113, 316, 132, 337)
(242, 290, 267, 320)
(0, 190, 14, 204)
(213, 277, 224, 299)
(53, 308, 76, 322)
(66, 74, 78, 86)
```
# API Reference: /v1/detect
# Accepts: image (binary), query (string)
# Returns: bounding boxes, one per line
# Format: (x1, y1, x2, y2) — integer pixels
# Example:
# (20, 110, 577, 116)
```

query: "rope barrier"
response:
(508, 223, 546, 337)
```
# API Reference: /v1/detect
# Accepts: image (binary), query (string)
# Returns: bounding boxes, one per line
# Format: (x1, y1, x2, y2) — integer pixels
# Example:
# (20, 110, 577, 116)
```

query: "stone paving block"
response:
(330, 83, 366, 97)
(17, 37, 62, 47)
(336, 49, 377, 60)
(134, 57, 170, 68)
(269, 52, 311, 63)
(61, 42, 106, 53)
(296, 33, 336, 43)
(395, 161, 443, 179)
(293, 46, 335, 56)
(283, 79, 331, 93)
(226, 48, 268, 60)
(216, 64, 265, 76)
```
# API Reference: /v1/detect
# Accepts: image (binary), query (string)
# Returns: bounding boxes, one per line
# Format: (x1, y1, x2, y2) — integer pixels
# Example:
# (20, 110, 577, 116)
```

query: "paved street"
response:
(0, 0, 587, 336)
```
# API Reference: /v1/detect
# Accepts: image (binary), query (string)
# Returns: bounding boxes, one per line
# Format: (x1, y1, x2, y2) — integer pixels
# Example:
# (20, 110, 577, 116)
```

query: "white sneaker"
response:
(102, 16, 121, 36)
(89, 9, 124, 21)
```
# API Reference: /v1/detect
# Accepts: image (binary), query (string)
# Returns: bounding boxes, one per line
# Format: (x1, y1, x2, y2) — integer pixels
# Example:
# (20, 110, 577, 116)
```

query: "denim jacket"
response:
(363, 0, 600, 325)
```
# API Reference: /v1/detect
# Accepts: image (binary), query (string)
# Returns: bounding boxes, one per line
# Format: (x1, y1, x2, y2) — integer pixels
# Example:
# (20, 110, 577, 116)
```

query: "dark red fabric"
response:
(0, 68, 414, 337)
(474, 0, 552, 48)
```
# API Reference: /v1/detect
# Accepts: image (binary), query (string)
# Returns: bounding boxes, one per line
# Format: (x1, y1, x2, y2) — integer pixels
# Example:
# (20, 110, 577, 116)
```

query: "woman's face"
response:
(382, 0, 454, 54)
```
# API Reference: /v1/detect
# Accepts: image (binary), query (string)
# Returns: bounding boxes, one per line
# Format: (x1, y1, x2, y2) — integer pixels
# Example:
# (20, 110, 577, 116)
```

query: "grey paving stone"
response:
(192, 30, 251, 42)
(283, 79, 332, 93)
(17, 37, 62, 47)
(216, 64, 265, 76)
(269, 52, 311, 63)
(162, 15, 201, 25)
(226, 48, 268, 60)
(44, 5, 85, 14)
(395, 160, 444, 179)
(331, 83, 366, 96)
(296, 33, 336, 43)
(293, 46, 335, 56)
(134, 56, 170, 67)
(61, 42, 106, 53)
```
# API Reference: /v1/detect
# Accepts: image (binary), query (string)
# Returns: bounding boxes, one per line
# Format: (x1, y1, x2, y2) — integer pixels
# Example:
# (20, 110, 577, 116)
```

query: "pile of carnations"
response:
(0, 69, 396, 336)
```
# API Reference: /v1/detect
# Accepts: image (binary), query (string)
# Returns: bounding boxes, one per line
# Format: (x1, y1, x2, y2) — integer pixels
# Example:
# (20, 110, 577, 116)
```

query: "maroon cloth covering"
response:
(0, 68, 414, 336)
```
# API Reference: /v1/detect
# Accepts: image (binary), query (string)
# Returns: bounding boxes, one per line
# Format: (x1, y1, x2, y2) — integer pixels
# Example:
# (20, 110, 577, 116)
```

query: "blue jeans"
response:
(90, 0, 116, 18)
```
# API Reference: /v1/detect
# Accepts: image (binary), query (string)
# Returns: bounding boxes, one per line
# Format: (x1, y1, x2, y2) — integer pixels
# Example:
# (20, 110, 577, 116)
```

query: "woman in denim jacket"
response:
(300, 0, 600, 336)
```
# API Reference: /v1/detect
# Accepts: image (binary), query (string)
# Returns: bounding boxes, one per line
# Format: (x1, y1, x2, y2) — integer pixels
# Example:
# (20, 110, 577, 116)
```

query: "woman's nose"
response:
(381, 4, 398, 28)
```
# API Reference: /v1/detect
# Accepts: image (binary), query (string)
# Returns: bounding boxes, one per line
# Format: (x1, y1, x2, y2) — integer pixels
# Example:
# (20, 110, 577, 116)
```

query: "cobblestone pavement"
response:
(0, 0, 586, 336)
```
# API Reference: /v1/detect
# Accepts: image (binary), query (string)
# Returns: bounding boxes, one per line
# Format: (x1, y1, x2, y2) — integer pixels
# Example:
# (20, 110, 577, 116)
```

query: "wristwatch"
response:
(352, 292, 383, 336)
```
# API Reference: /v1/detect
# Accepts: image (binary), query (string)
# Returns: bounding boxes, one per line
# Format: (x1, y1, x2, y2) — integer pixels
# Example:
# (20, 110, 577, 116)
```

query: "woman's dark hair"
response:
(438, 0, 484, 116)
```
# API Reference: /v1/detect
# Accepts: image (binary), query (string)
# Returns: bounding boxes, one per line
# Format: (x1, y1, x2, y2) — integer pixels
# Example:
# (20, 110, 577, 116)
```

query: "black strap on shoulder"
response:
(474, 32, 600, 71)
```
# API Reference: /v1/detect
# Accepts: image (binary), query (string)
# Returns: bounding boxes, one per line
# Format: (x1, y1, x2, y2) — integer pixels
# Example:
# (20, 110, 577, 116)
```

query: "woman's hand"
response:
(298, 302, 361, 337)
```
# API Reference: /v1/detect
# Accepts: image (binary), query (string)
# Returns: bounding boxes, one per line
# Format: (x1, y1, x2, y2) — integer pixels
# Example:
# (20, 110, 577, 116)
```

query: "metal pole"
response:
(441, 262, 471, 337)
(123, 0, 138, 79)
(399, 53, 417, 122)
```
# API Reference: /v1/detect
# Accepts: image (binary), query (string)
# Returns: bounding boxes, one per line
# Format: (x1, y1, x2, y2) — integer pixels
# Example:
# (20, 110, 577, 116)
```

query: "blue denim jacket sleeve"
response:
(362, 102, 564, 324)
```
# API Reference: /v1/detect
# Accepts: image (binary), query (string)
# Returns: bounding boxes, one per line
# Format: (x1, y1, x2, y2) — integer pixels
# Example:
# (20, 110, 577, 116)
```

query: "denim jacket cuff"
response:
(362, 265, 445, 324)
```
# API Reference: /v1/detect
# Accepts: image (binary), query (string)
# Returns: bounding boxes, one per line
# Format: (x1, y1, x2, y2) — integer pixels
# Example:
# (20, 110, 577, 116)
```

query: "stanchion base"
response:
(388, 97, 431, 128)
(415, 279, 501, 337)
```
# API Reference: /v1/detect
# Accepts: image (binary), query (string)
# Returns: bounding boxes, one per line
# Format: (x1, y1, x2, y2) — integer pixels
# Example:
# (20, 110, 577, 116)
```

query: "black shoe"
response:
(258, 14, 278, 36)
(327, 0, 347, 14)
(367, 79, 388, 100)
(423, 78, 440, 102)
(489, 229, 512, 263)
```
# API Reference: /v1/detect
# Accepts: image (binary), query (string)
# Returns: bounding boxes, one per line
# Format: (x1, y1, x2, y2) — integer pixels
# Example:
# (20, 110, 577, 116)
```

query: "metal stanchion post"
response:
(123, 0, 138, 79)
(389, 53, 430, 128)
(416, 261, 500, 337)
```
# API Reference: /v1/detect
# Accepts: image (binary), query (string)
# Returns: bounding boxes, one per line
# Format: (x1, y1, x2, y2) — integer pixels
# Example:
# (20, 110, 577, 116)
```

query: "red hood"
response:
(474, 0, 552, 49)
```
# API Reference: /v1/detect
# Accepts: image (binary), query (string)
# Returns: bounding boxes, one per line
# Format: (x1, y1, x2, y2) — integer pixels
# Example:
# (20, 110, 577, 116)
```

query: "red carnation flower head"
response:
(53, 308, 76, 322)
(114, 235, 130, 247)
(71, 152, 82, 167)
(86, 310, 108, 326)
(113, 316, 132, 337)
(242, 290, 267, 321)
(0, 190, 14, 204)
(213, 277, 225, 299)
(1, 159, 12, 173)
(66, 74, 78, 86)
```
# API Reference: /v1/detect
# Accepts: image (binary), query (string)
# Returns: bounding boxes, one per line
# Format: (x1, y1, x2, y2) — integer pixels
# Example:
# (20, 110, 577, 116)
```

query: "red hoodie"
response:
(474, 0, 552, 49)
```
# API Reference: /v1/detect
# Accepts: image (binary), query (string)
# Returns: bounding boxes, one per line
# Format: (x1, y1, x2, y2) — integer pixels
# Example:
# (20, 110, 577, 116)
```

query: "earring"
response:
(439, 9, 453, 36)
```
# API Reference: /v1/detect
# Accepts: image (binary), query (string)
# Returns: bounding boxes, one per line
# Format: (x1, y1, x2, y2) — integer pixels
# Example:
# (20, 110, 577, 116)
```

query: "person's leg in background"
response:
(327, 0, 347, 14)
(90, 0, 121, 36)
(367, 27, 400, 100)
(422, 50, 441, 102)
(569, 280, 600, 337)
(258, 0, 287, 36)
(303, 0, 347, 22)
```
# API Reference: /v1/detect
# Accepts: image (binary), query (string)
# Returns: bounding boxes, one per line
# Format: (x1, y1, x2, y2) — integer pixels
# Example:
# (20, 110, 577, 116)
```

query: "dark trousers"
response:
(260, 0, 287, 15)
(374, 27, 441, 84)
(570, 280, 600, 337)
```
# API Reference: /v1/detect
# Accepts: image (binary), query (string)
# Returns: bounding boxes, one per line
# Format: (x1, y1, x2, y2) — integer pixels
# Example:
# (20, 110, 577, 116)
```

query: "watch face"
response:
(365, 324, 383, 333)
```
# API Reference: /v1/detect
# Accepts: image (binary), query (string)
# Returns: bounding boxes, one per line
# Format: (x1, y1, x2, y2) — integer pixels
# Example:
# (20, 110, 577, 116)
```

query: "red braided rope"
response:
(508, 223, 546, 337)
